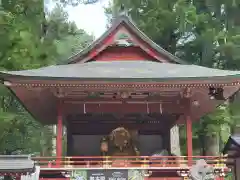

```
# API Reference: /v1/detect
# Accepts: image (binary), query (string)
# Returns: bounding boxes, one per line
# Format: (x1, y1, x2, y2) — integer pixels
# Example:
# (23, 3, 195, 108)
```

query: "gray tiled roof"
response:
(0, 155, 34, 172)
(231, 135, 240, 145)
(1, 61, 240, 80)
(223, 135, 240, 155)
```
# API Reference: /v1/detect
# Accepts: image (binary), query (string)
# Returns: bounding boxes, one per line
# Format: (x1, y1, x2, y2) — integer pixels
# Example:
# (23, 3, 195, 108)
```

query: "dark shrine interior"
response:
(66, 113, 180, 156)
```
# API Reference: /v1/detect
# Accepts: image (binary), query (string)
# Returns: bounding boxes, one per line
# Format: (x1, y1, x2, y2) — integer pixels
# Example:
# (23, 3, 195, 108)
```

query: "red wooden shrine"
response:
(0, 15, 239, 179)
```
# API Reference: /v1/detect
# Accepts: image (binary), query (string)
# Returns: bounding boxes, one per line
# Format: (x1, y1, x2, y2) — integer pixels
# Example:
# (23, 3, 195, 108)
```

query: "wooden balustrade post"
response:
(103, 156, 108, 168)
(48, 161, 52, 167)
(66, 157, 72, 168)
(15, 175, 21, 180)
(142, 157, 149, 168)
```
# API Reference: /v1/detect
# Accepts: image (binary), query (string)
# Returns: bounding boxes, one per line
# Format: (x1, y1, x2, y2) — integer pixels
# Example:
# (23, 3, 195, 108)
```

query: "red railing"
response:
(32, 156, 227, 170)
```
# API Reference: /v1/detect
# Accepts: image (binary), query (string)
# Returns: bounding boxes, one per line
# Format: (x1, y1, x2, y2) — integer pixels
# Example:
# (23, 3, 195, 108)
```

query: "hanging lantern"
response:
(182, 87, 192, 98)
(208, 87, 224, 100)
(100, 137, 108, 153)
(120, 91, 130, 99)
(192, 100, 200, 107)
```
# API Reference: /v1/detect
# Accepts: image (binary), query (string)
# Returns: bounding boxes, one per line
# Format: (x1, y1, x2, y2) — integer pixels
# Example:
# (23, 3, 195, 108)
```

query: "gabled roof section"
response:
(64, 15, 187, 64)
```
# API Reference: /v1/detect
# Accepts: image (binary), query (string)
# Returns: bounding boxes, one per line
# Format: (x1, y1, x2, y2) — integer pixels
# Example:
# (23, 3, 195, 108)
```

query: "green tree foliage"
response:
(46, 4, 94, 63)
(0, 0, 93, 155)
(0, 85, 53, 155)
(0, 0, 56, 70)
(107, 0, 240, 155)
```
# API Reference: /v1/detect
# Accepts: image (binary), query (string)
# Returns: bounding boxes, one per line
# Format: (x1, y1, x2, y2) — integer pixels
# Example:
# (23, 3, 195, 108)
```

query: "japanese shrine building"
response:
(0, 15, 240, 179)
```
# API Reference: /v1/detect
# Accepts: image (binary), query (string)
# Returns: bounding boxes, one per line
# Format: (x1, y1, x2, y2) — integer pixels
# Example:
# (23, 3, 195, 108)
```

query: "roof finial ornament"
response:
(120, 4, 125, 12)
(112, 3, 129, 25)
(119, 3, 128, 16)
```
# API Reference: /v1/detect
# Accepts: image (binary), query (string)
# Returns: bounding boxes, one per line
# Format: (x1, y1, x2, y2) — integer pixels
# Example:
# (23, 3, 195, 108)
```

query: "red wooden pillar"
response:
(186, 115, 193, 166)
(56, 100, 63, 164)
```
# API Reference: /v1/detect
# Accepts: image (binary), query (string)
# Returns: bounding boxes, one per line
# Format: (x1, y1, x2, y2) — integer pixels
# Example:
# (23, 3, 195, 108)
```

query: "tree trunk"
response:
(199, 134, 206, 156)
(205, 134, 219, 156)
(170, 125, 181, 156)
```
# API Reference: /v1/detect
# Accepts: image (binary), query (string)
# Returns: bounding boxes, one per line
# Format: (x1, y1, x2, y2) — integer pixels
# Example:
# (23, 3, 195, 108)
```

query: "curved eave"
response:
(1, 72, 240, 85)
(1, 61, 240, 87)
(1, 72, 240, 81)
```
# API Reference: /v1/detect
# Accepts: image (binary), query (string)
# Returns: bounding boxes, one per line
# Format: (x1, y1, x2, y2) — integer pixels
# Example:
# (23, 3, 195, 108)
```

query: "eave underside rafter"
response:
(5, 78, 240, 125)
(4, 78, 240, 89)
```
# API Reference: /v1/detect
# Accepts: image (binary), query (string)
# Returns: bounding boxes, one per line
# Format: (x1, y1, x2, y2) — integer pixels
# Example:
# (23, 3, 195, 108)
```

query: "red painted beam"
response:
(56, 101, 63, 159)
